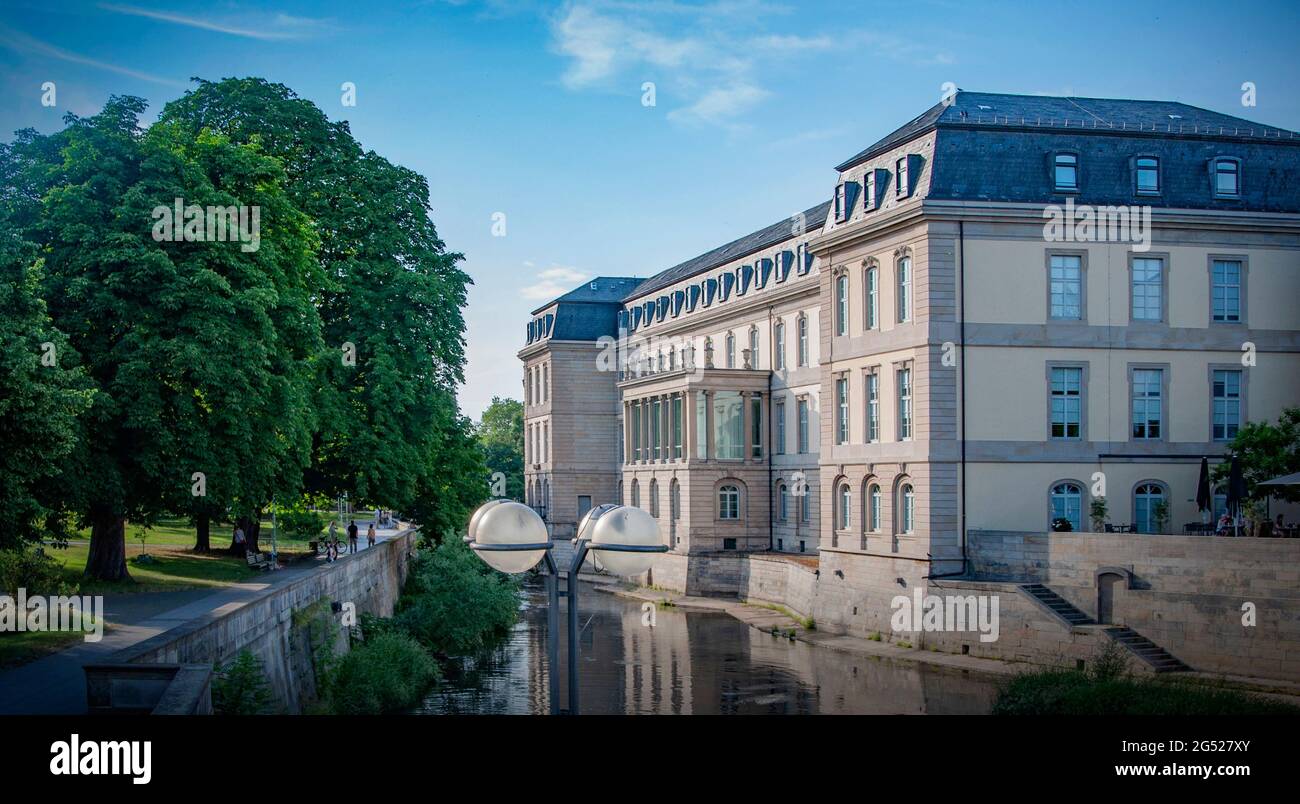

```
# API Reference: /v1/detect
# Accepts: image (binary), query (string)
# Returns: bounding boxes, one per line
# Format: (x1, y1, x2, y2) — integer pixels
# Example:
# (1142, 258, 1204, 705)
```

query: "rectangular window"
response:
(631, 404, 641, 461)
(713, 391, 743, 460)
(895, 157, 909, 197)
(1131, 368, 1163, 440)
(800, 494, 809, 523)
(650, 398, 661, 460)
(749, 328, 759, 368)
(751, 395, 762, 458)
(1054, 153, 1078, 191)
(866, 372, 880, 442)
(797, 398, 809, 454)
(1212, 369, 1242, 441)
(797, 316, 809, 366)
(1214, 159, 1240, 198)
(1131, 257, 1164, 322)
(1049, 254, 1083, 320)
(695, 394, 707, 459)
(1050, 367, 1083, 440)
(834, 183, 847, 222)
(774, 399, 786, 454)
(1211, 259, 1242, 323)
(863, 170, 877, 211)
(1136, 156, 1160, 194)
(672, 395, 683, 458)
(835, 274, 848, 336)
(897, 367, 912, 441)
(835, 377, 848, 445)
(897, 257, 912, 323)
(775, 323, 785, 370)
(866, 267, 879, 329)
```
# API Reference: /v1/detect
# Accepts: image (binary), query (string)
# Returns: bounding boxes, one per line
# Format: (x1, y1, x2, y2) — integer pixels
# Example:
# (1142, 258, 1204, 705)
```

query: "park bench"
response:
(245, 551, 273, 571)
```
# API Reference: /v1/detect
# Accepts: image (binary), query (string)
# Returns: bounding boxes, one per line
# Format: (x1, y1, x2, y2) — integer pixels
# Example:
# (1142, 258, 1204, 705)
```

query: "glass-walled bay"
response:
(415, 581, 998, 715)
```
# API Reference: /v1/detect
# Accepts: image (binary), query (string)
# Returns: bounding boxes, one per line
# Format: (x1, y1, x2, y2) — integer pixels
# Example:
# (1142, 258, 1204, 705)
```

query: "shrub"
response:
(212, 650, 275, 715)
(328, 632, 441, 715)
(0, 546, 78, 597)
(275, 501, 329, 542)
(393, 538, 520, 656)
(994, 644, 1298, 715)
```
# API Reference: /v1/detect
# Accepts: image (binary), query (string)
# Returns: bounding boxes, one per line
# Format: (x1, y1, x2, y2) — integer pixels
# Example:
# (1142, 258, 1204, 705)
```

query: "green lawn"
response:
(67, 514, 332, 551)
(0, 629, 91, 670)
(48, 543, 282, 594)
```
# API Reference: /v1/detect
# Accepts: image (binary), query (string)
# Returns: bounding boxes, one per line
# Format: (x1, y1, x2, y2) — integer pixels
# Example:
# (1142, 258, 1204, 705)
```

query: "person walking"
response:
(366, 522, 376, 548)
(347, 519, 359, 554)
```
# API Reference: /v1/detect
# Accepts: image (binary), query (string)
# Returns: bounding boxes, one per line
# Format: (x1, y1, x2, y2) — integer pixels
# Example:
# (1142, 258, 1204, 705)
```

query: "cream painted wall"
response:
(965, 346, 1300, 443)
(964, 236, 1300, 328)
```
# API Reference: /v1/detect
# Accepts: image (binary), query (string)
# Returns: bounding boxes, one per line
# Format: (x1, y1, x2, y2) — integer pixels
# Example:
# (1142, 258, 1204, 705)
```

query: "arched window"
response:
(748, 326, 759, 368)
(897, 254, 912, 323)
(649, 479, 659, 517)
(719, 484, 741, 520)
(835, 273, 849, 336)
(799, 489, 810, 523)
(630, 479, 640, 508)
(774, 321, 786, 370)
(670, 480, 680, 520)
(1050, 482, 1083, 531)
(865, 264, 879, 330)
(778, 483, 789, 521)
(797, 314, 809, 366)
(868, 483, 882, 532)
(898, 483, 915, 534)
(1134, 482, 1166, 533)
(837, 483, 851, 530)
(725, 332, 736, 368)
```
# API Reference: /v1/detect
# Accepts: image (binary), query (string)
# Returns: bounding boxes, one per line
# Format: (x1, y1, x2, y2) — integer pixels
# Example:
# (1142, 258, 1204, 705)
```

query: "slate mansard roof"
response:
(525, 277, 643, 345)
(835, 90, 1300, 171)
(625, 200, 832, 301)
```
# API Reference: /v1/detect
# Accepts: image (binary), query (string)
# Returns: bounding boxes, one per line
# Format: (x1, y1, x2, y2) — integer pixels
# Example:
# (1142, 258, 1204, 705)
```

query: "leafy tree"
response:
(478, 397, 523, 501)
(5, 97, 322, 577)
(1212, 407, 1300, 503)
(158, 78, 478, 535)
(212, 650, 276, 715)
(393, 539, 519, 656)
(0, 205, 93, 549)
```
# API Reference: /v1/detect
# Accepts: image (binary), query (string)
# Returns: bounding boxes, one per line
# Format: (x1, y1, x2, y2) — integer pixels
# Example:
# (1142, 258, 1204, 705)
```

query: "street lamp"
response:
(465, 500, 667, 714)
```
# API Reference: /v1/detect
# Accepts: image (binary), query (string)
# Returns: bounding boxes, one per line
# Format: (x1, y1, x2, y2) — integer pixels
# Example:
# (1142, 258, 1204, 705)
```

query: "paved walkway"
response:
(0, 523, 404, 715)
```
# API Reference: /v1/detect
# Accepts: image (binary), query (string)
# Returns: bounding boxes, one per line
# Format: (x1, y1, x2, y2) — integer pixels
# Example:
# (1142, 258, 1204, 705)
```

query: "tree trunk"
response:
(233, 512, 262, 554)
(85, 511, 130, 581)
(195, 512, 210, 552)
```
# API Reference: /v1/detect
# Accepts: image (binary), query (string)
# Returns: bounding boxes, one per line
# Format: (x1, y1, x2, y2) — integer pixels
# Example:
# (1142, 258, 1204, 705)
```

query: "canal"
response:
(415, 581, 999, 714)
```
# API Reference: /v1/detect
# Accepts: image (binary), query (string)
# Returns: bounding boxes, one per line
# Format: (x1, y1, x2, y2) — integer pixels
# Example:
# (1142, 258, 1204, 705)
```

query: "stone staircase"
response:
(1102, 626, 1191, 673)
(1019, 583, 1095, 628)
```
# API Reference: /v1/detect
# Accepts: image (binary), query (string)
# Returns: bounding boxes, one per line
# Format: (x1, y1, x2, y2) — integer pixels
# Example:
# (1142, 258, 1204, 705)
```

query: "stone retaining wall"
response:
(111, 528, 419, 713)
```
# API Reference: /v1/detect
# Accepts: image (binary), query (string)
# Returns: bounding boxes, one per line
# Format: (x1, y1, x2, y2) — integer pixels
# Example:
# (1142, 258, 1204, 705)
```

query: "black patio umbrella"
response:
(1195, 456, 1212, 522)
(1225, 455, 1248, 536)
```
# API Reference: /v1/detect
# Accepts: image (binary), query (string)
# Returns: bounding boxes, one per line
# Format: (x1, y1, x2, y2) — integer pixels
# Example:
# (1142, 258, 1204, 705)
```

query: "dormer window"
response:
(834, 183, 848, 222)
(1213, 157, 1241, 198)
(895, 157, 909, 197)
(1053, 153, 1078, 191)
(1135, 156, 1160, 195)
(863, 168, 885, 211)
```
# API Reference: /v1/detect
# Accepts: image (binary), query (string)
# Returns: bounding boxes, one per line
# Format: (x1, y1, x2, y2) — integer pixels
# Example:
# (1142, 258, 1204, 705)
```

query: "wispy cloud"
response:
(549, 2, 955, 129)
(520, 265, 590, 300)
(0, 23, 185, 87)
(99, 4, 332, 41)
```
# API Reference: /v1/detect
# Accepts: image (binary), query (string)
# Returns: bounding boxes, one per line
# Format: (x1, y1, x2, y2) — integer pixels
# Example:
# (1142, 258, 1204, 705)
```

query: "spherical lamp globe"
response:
(472, 501, 548, 574)
(590, 505, 661, 576)
(467, 498, 509, 542)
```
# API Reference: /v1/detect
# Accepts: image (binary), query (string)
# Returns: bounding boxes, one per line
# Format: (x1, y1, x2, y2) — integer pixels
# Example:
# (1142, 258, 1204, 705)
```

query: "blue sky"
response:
(2, 0, 1298, 419)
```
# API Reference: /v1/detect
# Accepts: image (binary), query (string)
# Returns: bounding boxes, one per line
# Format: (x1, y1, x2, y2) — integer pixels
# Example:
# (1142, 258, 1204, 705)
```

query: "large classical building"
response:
(519, 91, 1300, 611)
